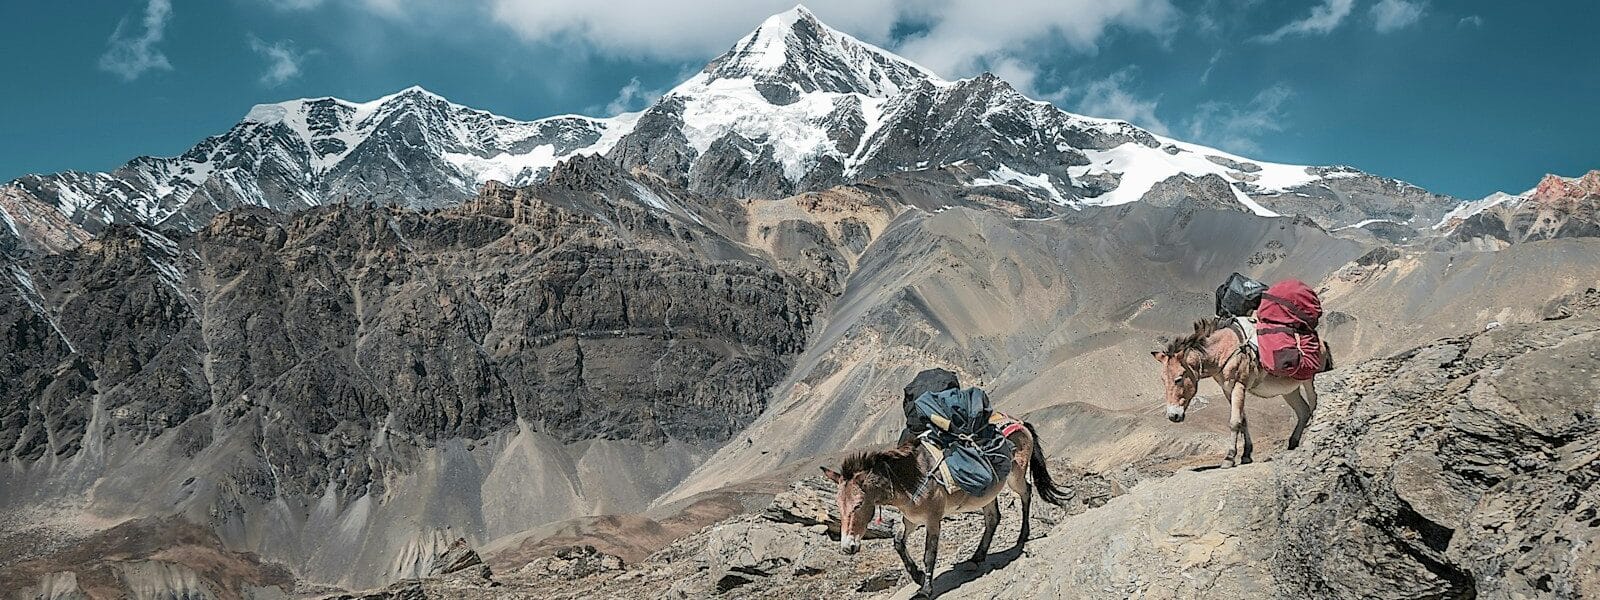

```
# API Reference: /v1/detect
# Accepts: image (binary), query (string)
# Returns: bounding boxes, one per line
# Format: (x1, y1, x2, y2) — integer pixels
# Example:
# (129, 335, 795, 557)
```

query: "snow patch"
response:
(444, 146, 558, 187)
(7, 264, 75, 353)
(0, 203, 17, 236)
(675, 77, 841, 182)
(970, 165, 1067, 204)
(1433, 191, 1524, 229)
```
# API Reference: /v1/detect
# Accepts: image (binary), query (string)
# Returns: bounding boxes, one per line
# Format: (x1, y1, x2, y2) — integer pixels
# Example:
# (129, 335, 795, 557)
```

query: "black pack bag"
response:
(901, 368, 960, 441)
(1215, 272, 1268, 318)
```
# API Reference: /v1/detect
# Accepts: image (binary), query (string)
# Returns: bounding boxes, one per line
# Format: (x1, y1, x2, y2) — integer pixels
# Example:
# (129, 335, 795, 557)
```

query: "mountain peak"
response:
(690, 6, 940, 98)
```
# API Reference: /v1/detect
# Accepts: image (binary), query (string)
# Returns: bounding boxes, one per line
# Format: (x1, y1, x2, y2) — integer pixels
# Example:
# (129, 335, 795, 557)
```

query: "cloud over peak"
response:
(99, 0, 174, 81)
(248, 35, 310, 87)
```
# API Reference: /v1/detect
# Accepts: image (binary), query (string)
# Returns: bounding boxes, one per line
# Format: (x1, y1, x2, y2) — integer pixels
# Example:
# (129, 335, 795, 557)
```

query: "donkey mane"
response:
(1164, 317, 1225, 357)
(840, 442, 924, 495)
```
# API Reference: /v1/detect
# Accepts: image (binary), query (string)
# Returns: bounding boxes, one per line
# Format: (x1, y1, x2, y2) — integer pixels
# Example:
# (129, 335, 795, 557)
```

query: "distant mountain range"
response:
(2, 6, 1474, 257)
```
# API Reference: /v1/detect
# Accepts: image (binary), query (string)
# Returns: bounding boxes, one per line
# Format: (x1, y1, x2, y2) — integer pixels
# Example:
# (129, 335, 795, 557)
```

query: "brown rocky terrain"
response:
(302, 288, 1600, 600)
(0, 158, 834, 591)
(7, 157, 1600, 596)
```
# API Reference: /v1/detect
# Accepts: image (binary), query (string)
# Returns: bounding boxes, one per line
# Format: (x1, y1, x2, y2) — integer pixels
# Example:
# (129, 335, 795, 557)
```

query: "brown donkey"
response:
(822, 422, 1067, 599)
(1152, 317, 1319, 467)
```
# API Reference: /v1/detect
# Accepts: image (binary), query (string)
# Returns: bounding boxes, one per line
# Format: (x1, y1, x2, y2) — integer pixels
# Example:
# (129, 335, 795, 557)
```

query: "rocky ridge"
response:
(1441, 170, 1600, 250)
(0, 163, 830, 589)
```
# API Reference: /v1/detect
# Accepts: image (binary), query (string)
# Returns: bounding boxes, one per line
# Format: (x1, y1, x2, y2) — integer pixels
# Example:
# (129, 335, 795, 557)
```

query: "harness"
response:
(1224, 318, 1258, 369)
(913, 412, 1024, 498)
(1185, 319, 1255, 379)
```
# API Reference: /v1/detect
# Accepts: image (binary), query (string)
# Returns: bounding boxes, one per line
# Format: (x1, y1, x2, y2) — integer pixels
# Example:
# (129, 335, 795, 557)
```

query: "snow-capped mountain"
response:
(2, 5, 1460, 251)
(4, 87, 630, 238)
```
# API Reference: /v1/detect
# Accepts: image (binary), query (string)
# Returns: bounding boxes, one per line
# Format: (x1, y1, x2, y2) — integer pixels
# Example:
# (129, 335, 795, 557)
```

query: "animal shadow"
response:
(927, 543, 1027, 597)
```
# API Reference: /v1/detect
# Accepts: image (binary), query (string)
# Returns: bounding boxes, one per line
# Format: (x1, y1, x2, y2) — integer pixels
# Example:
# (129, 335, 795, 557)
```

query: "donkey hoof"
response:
(1219, 459, 1236, 469)
(1240, 455, 1254, 465)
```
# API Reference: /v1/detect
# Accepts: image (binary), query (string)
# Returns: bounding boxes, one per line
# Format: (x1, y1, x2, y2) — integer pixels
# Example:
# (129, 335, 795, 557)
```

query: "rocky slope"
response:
(662, 197, 1600, 504)
(317, 288, 1600, 600)
(3, 7, 1462, 254)
(6, 161, 1598, 595)
(0, 158, 828, 590)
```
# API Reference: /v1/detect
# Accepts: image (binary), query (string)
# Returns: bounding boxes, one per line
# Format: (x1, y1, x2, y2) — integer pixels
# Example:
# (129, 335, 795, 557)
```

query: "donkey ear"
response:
(1151, 351, 1167, 363)
(819, 466, 844, 484)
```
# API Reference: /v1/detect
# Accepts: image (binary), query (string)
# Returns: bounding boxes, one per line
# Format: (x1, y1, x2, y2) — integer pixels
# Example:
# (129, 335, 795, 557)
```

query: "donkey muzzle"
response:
(1166, 405, 1186, 423)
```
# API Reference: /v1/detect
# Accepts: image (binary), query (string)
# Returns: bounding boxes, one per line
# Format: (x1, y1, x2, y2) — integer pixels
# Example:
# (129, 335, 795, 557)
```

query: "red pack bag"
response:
(1257, 279, 1322, 330)
(1256, 279, 1326, 380)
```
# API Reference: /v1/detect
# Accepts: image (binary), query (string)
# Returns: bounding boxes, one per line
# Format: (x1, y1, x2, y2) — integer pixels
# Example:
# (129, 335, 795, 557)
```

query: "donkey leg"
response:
(1285, 390, 1312, 450)
(967, 499, 1000, 565)
(919, 519, 941, 598)
(1221, 381, 1247, 468)
(1015, 480, 1033, 549)
(895, 516, 924, 585)
(1240, 413, 1254, 464)
(1303, 381, 1319, 413)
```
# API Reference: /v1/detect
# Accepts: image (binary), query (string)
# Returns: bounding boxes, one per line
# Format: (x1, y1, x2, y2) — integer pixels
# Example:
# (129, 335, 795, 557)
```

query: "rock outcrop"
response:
(0, 168, 828, 591)
(1447, 170, 1600, 249)
(953, 288, 1600, 599)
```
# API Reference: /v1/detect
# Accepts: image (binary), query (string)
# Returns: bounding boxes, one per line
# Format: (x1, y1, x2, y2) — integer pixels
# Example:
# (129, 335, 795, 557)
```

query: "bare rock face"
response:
(0, 165, 827, 591)
(426, 538, 486, 578)
(1138, 173, 1248, 212)
(1451, 170, 1600, 247)
(1252, 166, 1459, 231)
(518, 545, 623, 580)
(1276, 289, 1600, 599)
(1, 169, 822, 462)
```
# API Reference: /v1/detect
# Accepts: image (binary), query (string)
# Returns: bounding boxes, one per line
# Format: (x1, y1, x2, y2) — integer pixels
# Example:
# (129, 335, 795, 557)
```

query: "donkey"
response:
(821, 422, 1067, 599)
(1151, 317, 1319, 468)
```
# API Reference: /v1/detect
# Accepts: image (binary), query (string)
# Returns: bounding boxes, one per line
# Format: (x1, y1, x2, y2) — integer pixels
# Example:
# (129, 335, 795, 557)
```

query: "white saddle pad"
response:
(1235, 316, 1261, 352)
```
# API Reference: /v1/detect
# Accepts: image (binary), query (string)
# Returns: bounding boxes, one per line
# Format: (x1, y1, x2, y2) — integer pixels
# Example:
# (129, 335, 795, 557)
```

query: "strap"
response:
(1256, 325, 1304, 336)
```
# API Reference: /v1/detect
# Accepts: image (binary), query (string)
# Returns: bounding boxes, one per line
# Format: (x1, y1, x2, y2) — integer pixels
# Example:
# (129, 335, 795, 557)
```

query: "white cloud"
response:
(262, 0, 325, 9)
(1073, 69, 1170, 135)
(1253, 0, 1354, 43)
(591, 77, 664, 115)
(470, 1, 1172, 81)
(99, 0, 174, 81)
(893, 0, 1178, 78)
(482, 1, 900, 60)
(1184, 83, 1292, 154)
(1371, 0, 1426, 33)
(1458, 14, 1483, 28)
(1199, 49, 1223, 85)
(248, 35, 309, 87)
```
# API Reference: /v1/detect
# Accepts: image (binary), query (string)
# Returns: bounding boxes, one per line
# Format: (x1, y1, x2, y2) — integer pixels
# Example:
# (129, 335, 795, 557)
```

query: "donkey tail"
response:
(1024, 422, 1069, 506)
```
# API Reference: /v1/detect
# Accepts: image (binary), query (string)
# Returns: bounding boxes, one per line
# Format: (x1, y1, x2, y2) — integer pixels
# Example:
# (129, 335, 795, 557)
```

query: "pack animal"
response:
(822, 422, 1067, 599)
(1152, 317, 1320, 467)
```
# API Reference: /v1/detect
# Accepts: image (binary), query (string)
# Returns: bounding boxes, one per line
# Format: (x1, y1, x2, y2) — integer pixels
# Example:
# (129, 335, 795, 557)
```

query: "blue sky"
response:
(1, 0, 1595, 199)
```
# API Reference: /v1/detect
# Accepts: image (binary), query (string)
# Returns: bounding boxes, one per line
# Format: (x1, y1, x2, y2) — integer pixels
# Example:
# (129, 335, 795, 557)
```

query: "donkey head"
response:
(1152, 350, 1201, 423)
(820, 464, 877, 555)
